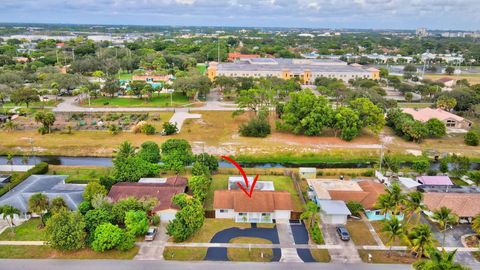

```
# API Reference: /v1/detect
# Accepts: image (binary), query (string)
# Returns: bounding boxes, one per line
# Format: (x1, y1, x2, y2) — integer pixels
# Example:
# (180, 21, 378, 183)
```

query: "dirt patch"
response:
(267, 132, 381, 148)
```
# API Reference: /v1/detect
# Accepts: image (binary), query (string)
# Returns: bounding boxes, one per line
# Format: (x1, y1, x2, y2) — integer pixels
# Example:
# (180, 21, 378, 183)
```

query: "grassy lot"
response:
(47, 166, 111, 183)
(0, 245, 139, 259)
(82, 93, 189, 108)
(118, 72, 133, 80)
(182, 219, 251, 243)
(451, 177, 469, 186)
(358, 250, 417, 264)
(204, 174, 304, 211)
(227, 237, 273, 262)
(345, 220, 377, 246)
(3, 99, 62, 108)
(0, 219, 45, 241)
(163, 247, 207, 261)
(310, 249, 331, 262)
(425, 74, 480, 85)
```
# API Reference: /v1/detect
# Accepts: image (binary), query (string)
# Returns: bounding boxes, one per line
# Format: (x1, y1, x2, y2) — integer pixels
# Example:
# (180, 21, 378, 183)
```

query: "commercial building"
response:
(207, 58, 380, 84)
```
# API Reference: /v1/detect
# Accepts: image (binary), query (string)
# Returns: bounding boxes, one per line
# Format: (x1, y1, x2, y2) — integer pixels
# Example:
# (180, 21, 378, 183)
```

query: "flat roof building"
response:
(207, 58, 380, 84)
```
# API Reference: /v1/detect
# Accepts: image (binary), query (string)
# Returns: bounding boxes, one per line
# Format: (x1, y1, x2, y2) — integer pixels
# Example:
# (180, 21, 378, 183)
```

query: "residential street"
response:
(0, 260, 416, 270)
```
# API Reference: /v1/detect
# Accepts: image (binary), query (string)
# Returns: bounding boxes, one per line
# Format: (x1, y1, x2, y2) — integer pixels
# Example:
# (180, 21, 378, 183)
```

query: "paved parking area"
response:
(204, 225, 281, 261)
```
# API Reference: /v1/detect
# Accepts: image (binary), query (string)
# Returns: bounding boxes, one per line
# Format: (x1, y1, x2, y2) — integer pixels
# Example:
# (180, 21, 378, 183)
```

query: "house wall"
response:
(320, 212, 347, 224)
(215, 209, 236, 219)
(156, 209, 178, 222)
(273, 210, 291, 220)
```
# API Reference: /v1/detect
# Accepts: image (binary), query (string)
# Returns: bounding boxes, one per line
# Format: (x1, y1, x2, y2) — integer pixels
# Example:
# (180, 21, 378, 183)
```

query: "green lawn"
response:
(197, 64, 207, 75)
(0, 245, 139, 259)
(83, 93, 189, 108)
(118, 72, 133, 80)
(358, 250, 417, 264)
(3, 99, 62, 108)
(47, 166, 111, 183)
(0, 219, 45, 241)
(163, 247, 207, 261)
(227, 237, 273, 262)
(345, 220, 377, 246)
(205, 174, 304, 211)
(310, 249, 331, 262)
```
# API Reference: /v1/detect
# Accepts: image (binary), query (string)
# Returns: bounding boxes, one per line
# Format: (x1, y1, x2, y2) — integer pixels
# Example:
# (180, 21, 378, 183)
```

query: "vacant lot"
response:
(204, 174, 304, 212)
(425, 74, 480, 85)
(82, 93, 189, 108)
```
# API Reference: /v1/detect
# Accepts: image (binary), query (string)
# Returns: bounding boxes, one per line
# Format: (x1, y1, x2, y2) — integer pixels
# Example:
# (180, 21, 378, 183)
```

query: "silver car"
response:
(145, 227, 157, 241)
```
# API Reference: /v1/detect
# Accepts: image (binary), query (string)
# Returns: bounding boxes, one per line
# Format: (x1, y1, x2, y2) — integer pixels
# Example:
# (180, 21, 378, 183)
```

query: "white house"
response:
(213, 190, 292, 223)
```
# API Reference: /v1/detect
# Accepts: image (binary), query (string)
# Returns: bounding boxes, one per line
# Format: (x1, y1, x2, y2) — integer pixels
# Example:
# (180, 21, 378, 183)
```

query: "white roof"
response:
(398, 177, 421, 189)
(318, 200, 351, 215)
(299, 167, 316, 173)
(139, 178, 167, 183)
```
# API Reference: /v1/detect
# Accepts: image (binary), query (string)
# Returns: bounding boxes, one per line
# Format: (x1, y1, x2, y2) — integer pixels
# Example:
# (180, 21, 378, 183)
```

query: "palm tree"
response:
(375, 193, 394, 219)
(300, 201, 319, 228)
(3, 121, 16, 131)
(472, 214, 480, 235)
(28, 193, 49, 227)
(406, 224, 435, 258)
(413, 248, 470, 270)
(432, 207, 459, 247)
(405, 191, 426, 225)
(385, 182, 406, 215)
(382, 216, 404, 256)
(0, 205, 21, 234)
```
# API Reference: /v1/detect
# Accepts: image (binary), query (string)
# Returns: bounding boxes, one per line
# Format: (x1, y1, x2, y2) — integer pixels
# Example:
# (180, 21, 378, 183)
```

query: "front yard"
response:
(163, 247, 207, 261)
(358, 250, 417, 264)
(345, 220, 377, 246)
(227, 237, 273, 262)
(0, 219, 45, 241)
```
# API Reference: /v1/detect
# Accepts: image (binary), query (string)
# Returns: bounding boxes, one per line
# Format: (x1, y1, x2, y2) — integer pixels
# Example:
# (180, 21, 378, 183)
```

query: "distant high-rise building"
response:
(416, 28, 428, 37)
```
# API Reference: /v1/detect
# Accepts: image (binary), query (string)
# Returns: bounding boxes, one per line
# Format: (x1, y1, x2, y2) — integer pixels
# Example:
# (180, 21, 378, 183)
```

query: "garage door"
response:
(159, 212, 176, 222)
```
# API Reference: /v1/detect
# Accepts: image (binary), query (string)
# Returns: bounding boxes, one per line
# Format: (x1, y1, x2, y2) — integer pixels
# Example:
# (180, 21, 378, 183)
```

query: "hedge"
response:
(0, 162, 49, 197)
(310, 221, 324, 244)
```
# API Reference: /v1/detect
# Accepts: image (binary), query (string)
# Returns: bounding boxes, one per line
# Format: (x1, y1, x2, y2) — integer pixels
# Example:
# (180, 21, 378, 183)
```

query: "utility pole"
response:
(217, 37, 220, 63)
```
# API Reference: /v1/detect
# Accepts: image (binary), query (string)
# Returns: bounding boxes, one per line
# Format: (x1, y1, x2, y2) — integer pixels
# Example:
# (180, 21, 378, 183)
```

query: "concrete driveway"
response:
(321, 222, 361, 263)
(204, 224, 281, 261)
(134, 224, 168, 260)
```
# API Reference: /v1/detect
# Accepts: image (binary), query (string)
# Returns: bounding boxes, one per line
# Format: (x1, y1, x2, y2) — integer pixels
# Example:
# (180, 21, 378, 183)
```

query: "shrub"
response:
(117, 231, 136, 251)
(91, 223, 123, 252)
(239, 114, 271, 137)
(346, 201, 364, 217)
(465, 131, 479, 146)
(108, 124, 121, 135)
(141, 124, 156, 135)
(310, 222, 324, 244)
(163, 122, 178, 135)
(124, 210, 149, 236)
(150, 214, 160, 226)
(0, 162, 48, 197)
(362, 170, 374, 177)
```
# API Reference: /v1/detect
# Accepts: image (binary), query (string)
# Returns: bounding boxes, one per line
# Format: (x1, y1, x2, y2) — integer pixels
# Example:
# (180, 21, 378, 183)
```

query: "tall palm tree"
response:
(382, 216, 404, 256)
(413, 248, 470, 270)
(300, 201, 319, 228)
(375, 193, 394, 219)
(406, 224, 435, 258)
(28, 193, 49, 227)
(0, 205, 21, 234)
(385, 182, 406, 215)
(432, 207, 459, 247)
(405, 191, 426, 225)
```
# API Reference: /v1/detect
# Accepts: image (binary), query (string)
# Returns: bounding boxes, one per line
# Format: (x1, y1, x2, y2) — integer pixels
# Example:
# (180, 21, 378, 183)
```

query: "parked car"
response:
(145, 227, 157, 241)
(336, 225, 350, 241)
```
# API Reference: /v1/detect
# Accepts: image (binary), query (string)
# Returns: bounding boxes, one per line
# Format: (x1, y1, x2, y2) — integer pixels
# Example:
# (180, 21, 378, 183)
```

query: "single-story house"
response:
(318, 200, 351, 224)
(228, 176, 274, 191)
(423, 192, 480, 223)
(436, 77, 455, 88)
(213, 190, 292, 223)
(417, 176, 453, 186)
(402, 108, 472, 130)
(398, 177, 421, 190)
(108, 176, 187, 222)
(299, 167, 317, 179)
(0, 175, 86, 217)
(307, 179, 385, 209)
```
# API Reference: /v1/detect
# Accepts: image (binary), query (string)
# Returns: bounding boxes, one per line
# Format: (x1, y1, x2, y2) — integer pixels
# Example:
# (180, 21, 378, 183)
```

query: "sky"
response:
(1, 0, 480, 31)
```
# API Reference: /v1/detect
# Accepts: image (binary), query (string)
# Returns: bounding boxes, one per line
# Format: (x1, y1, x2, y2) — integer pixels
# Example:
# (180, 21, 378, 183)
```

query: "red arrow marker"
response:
(221, 156, 259, 198)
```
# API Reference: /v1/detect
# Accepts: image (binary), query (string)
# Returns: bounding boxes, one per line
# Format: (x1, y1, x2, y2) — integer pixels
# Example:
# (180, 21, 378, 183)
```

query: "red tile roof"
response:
(108, 177, 187, 212)
(213, 190, 293, 212)
(424, 193, 480, 218)
(328, 180, 386, 209)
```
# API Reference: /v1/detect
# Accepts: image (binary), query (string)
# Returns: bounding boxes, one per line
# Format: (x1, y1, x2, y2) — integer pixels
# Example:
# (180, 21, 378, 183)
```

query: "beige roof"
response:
(213, 190, 293, 212)
(402, 108, 466, 123)
(307, 179, 363, 200)
(423, 193, 480, 218)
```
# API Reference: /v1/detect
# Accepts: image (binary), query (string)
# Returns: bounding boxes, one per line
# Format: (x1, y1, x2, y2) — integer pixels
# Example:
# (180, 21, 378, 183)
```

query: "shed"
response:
(417, 176, 453, 186)
(318, 200, 351, 224)
(299, 167, 317, 179)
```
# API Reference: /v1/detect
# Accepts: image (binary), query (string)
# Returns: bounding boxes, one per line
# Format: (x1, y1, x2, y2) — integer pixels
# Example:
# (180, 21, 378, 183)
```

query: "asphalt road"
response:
(0, 260, 414, 270)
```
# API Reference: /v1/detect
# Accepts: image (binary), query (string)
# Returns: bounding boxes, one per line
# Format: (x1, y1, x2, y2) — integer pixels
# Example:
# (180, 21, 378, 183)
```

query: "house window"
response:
(238, 213, 247, 216)
(261, 213, 270, 216)
(219, 209, 228, 213)
(446, 120, 456, 127)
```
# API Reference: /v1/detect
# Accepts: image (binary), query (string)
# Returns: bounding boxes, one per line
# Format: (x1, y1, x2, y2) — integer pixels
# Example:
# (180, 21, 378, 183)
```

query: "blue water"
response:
(365, 210, 404, 221)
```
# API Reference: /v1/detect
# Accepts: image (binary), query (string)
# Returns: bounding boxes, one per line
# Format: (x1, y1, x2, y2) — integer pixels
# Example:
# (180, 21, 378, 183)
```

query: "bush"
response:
(465, 131, 479, 146)
(150, 214, 160, 226)
(117, 231, 136, 251)
(91, 223, 123, 252)
(163, 122, 178, 135)
(239, 114, 271, 138)
(346, 201, 364, 217)
(310, 222, 324, 244)
(0, 162, 48, 197)
(141, 124, 156, 135)
(361, 170, 374, 177)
